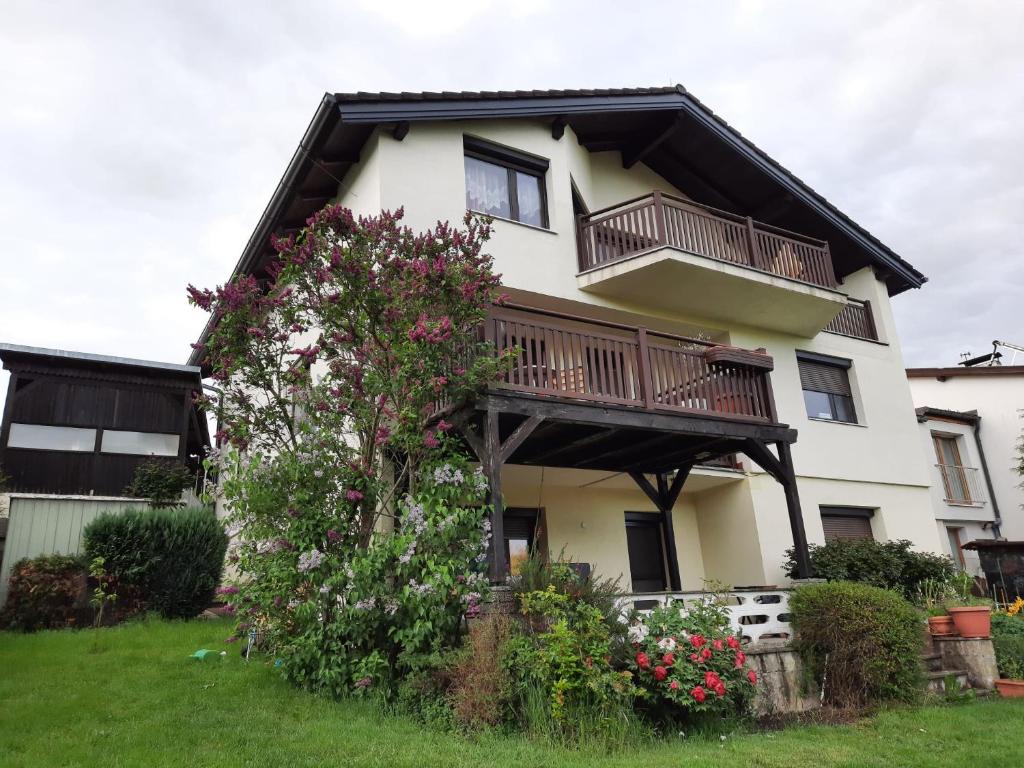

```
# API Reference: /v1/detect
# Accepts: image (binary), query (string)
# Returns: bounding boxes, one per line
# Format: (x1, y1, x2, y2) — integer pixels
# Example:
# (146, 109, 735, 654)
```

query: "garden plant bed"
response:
(2, 618, 1024, 767)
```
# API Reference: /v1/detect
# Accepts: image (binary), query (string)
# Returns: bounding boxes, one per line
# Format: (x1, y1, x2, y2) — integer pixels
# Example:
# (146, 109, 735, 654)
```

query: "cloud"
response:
(0, 0, 1021, 413)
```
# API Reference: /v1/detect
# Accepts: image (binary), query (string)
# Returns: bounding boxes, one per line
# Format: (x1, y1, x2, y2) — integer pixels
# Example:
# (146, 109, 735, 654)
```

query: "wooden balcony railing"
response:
(824, 298, 879, 341)
(484, 305, 779, 423)
(576, 191, 838, 290)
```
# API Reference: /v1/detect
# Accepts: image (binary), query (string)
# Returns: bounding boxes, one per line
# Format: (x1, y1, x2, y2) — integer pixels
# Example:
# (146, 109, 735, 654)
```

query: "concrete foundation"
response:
(933, 636, 998, 690)
(746, 642, 820, 715)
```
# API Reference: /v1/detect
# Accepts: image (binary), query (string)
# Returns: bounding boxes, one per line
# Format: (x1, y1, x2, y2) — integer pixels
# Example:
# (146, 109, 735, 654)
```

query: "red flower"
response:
(689, 634, 706, 649)
(691, 685, 707, 703)
(714, 682, 726, 697)
(712, 639, 724, 651)
(689, 653, 699, 662)
(662, 652, 675, 666)
(704, 671, 721, 688)
(653, 665, 668, 681)
(747, 670, 758, 685)
(734, 650, 746, 668)
(636, 652, 650, 670)
(727, 635, 741, 650)
(669, 680, 680, 691)
(700, 647, 713, 662)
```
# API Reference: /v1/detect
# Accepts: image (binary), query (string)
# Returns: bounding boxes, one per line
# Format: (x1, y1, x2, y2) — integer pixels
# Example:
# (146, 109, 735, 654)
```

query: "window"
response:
(464, 136, 548, 228)
(932, 434, 974, 504)
(100, 430, 179, 457)
(797, 352, 856, 423)
(625, 512, 668, 592)
(946, 526, 966, 569)
(7, 423, 96, 452)
(820, 506, 874, 542)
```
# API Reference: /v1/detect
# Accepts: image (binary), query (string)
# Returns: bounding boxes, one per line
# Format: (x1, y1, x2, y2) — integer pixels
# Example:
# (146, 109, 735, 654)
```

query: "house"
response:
(192, 86, 944, 602)
(908, 362, 1024, 588)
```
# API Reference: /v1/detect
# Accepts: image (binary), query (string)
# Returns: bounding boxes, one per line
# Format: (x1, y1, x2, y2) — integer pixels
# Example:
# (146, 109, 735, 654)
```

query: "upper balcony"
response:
(575, 192, 852, 337)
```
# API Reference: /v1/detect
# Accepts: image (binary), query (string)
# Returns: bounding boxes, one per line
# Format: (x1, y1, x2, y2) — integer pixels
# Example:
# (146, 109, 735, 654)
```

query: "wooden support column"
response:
(628, 464, 692, 591)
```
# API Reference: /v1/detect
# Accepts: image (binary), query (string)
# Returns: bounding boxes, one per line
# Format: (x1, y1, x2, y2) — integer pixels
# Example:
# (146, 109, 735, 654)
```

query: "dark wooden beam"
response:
(526, 427, 619, 464)
(622, 437, 732, 473)
(622, 112, 685, 169)
(574, 432, 679, 469)
(551, 117, 567, 140)
(476, 392, 796, 444)
(450, 409, 485, 463)
(777, 441, 812, 579)
(628, 471, 662, 509)
(498, 415, 544, 464)
(393, 121, 410, 141)
(751, 194, 795, 224)
(484, 410, 506, 581)
(318, 151, 361, 166)
(657, 143, 742, 211)
(740, 438, 786, 484)
(663, 463, 693, 510)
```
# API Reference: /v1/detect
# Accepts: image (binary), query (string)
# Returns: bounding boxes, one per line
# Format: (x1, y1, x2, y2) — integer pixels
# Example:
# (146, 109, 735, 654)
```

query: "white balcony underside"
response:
(577, 246, 849, 337)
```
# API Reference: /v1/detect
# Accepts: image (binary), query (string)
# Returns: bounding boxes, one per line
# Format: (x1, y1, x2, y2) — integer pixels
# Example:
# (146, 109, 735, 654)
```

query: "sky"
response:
(2, 0, 1023, 405)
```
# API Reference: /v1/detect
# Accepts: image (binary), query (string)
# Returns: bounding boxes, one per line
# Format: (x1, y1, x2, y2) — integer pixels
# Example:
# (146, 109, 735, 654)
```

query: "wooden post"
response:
(575, 213, 588, 272)
(745, 217, 762, 270)
(484, 409, 507, 582)
(656, 473, 683, 591)
(862, 300, 878, 342)
(777, 441, 812, 579)
(636, 327, 656, 409)
(652, 190, 667, 247)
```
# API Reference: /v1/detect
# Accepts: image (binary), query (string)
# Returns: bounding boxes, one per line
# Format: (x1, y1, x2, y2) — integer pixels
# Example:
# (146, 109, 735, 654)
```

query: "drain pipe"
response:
(972, 414, 1002, 539)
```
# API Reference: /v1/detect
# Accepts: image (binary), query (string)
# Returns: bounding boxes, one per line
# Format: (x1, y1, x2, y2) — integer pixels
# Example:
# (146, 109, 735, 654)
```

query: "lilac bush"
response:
(188, 207, 508, 695)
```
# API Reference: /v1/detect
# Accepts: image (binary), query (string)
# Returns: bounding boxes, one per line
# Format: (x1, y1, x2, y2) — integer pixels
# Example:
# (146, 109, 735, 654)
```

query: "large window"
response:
(797, 352, 856, 423)
(624, 512, 668, 592)
(820, 506, 874, 542)
(464, 136, 548, 228)
(7, 423, 96, 452)
(932, 434, 975, 504)
(100, 430, 179, 457)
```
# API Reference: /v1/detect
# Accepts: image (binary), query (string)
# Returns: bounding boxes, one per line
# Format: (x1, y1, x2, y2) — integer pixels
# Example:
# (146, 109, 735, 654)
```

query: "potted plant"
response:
(993, 610, 1024, 697)
(944, 572, 991, 639)
(918, 578, 956, 636)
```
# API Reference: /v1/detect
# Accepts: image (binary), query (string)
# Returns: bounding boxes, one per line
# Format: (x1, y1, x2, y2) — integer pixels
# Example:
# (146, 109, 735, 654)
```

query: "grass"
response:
(2, 618, 1023, 767)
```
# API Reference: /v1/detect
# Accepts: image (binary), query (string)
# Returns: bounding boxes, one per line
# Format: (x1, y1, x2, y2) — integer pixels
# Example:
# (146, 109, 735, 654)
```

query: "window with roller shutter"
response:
(797, 352, 857, 423)
(820, 506, 875, 542)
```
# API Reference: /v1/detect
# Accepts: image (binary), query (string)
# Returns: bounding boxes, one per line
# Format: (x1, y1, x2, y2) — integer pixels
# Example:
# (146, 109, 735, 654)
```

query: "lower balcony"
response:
(575, 192, 850, 336)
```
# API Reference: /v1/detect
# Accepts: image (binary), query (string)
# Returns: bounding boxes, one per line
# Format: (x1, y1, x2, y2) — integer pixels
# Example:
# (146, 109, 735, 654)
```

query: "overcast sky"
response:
(2, 1, 1023, 404)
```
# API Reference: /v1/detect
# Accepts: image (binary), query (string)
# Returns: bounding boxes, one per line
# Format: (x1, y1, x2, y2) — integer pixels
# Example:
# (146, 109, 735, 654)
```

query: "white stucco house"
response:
(192, 86, 945, 606)
(908, 363, 1024, 578)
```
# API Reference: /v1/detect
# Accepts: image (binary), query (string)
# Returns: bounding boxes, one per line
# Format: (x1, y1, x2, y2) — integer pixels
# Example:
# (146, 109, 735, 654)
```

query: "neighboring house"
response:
(914, 406, 999, 576)
(0, 344, 209, 498)
(192, 86, 943, 601)
(908, 364, 1024, 544)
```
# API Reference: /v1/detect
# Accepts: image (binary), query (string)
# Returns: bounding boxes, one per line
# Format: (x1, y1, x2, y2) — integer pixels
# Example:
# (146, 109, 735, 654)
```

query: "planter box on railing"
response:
(704, 347, 774, 371)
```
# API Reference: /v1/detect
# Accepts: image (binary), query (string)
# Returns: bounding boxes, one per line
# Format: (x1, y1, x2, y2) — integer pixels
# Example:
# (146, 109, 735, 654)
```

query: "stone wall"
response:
(933, 636, 998, 690)
(746, 642, 820, 715)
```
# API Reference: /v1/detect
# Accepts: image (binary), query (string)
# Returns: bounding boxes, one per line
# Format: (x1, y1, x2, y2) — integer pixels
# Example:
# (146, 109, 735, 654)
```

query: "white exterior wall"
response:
(909, 373, 1024, 540)
(330, 119, 942, 589)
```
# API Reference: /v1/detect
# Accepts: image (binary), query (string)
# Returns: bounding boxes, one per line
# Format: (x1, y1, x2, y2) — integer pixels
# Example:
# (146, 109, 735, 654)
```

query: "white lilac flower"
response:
(354, 597, 376, 611)
(402, 499, 428, 535)
(297, 548, 326, 572)
(287, 599, 301, 610)
(627, 623, 649, 644)
(398, 541, 416, 564)
(319, 584, 331, 595)
(383, 599, 399, 615)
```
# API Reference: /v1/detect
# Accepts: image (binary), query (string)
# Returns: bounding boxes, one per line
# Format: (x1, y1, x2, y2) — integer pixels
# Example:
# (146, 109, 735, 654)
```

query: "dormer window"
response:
(464, 136, 549, 228)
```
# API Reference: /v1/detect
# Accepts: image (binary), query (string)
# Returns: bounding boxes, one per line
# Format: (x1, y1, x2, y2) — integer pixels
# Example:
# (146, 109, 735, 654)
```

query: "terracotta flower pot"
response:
(995, 679, 1024, 698)
(927, 615, 956, 636)
(947, 606, 991, 638)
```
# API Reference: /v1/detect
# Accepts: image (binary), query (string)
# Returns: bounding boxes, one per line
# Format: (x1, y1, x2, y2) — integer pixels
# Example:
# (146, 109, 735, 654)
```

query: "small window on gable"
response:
(797, 352, 857, 423)
(464, 136, 549, 228)
(7, 423, 96, 452)
(100, 430, 179, 457)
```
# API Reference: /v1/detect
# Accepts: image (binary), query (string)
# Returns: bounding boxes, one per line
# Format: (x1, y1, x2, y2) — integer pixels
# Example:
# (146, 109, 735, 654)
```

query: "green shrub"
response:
(1, 554, 88, 631)
(83, 506, 227, 619)
(123, 459, 194, 508)
(789, 581, 923, 708)
(992, 613, 1024, 680)
(784, 539, 954, 599)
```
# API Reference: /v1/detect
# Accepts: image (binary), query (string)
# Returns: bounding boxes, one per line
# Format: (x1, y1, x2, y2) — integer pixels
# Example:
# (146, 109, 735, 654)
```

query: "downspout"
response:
(972, 416, 1002, 539)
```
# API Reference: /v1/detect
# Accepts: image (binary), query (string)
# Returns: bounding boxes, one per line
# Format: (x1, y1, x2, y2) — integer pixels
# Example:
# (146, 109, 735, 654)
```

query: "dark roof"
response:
(907, 365, 1024, 380)
(963, 539, 1024, 551)
(915, 406, 980, 424)
(189, 85, 928, 366)
(0, 343, 201, 378)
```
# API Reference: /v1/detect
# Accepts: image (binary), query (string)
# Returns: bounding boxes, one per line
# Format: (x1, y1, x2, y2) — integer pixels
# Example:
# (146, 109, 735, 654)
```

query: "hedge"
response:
(789, 581, 923, 708)
(1, 554, 89, 631)
(82, 506, 227, 619)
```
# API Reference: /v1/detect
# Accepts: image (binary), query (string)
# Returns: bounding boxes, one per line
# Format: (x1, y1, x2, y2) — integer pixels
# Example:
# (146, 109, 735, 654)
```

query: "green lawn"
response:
(1, 619, 1022, 767)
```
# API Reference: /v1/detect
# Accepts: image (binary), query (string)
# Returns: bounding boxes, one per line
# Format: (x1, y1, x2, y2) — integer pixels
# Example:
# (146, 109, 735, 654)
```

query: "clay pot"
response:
(927, 615, 956, 636)
(948, 606, 991, 639)
(995, 679, 1024, 698)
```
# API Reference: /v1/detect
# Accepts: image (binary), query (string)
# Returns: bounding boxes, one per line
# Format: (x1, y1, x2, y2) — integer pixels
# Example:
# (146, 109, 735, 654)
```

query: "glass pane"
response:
(833, 394, 857, 423)
(464, 156, 510, 219)
(507, 538, 530, 576)
(515, 171, 543, 226)
(101, 430, 179, 456)
(802, 390, 834, 420)
(7, 423, 96, 452)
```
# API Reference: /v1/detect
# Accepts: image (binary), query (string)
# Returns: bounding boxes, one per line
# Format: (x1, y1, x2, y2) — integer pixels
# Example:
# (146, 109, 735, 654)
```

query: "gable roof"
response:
(907, 366, 1024, 381)
(189, 85, 927, 367)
